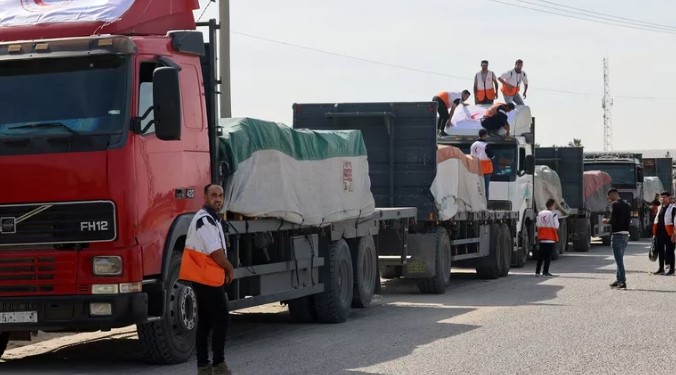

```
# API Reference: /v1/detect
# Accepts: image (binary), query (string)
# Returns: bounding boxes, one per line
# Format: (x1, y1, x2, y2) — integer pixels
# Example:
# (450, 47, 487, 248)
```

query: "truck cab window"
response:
(138, 62, 157, 135)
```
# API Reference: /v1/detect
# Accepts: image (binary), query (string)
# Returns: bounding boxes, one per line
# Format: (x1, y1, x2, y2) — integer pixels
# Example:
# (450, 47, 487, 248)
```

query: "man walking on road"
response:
(651, 191, 676, 275)
(536, 198, 559, 277)
(603, 188, 632, 289)
(180, 184, 235, 375)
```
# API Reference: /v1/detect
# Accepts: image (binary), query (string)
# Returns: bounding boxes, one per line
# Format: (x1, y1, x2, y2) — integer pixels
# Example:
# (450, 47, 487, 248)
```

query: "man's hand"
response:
(523, 92, 528, 99)
(224, 259, 235, 284)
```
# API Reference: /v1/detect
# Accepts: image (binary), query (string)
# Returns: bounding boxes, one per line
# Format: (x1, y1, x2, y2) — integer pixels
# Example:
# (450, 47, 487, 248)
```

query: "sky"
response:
(193, 0, 676, 152)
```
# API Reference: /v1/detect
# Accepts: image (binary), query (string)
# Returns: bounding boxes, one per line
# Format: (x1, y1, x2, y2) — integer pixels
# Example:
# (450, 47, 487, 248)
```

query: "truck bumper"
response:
(0, 293, 147, 332)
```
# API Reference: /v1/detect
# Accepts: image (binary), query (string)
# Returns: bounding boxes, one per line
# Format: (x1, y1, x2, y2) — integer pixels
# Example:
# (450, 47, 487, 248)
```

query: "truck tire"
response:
(351, 236, 377, 308)
(513, 223, 530, 268)
(499, 224, 512, 277)
(314, 239, 354, 323)
(573, 219, 591, 252)
(417, 227, 452, 294)
(477, 224, 501, 280)
(287, 295, 317, 323)
(629, 225, 640, 241)
(137, 252, 198, 364)
(0, 332, 9, 358)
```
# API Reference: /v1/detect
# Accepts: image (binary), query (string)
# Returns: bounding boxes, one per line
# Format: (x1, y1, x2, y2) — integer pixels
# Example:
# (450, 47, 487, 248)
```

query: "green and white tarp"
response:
(217, 117, 376, 226)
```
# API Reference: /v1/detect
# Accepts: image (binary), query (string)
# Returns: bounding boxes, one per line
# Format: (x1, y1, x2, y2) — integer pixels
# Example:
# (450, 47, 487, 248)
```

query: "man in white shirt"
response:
(536, 198, 560, 277)
(498, 59, 529, 105)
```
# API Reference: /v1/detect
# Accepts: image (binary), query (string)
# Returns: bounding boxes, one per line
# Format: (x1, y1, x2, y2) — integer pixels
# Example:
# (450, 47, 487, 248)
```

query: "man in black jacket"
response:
(603, 188, 632, 289)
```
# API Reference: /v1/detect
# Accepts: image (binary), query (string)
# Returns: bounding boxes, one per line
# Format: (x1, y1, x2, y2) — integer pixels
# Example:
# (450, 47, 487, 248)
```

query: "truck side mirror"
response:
(525, 155, 535, 175)
(153, 67, 182, 141)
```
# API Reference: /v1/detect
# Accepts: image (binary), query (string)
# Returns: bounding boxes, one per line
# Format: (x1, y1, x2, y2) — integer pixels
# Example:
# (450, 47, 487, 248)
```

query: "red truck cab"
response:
(0, 0, 216, 363)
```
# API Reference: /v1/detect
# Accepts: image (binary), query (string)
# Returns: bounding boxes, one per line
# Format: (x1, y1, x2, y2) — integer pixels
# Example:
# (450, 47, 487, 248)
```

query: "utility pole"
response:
(219, 0, 232, 118)
(602, 57, 613, 151)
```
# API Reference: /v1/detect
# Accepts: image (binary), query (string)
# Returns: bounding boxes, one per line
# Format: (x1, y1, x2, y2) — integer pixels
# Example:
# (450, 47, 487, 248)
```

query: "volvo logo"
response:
(1, 217, 16, 234)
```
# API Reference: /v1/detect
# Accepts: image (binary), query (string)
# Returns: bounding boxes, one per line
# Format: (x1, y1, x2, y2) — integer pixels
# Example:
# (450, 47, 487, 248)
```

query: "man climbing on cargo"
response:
(471, 129, 495, 200)
(603, 188, 632, 289)
(474, 60, 499, 105)
(480, 102, 515, 136)
(650, 191, 676, 276)
(535, 198, 559, 277)
(179, 184, 235, 375)
(498, 59, 528, 105)
(433, 89, 471, 135)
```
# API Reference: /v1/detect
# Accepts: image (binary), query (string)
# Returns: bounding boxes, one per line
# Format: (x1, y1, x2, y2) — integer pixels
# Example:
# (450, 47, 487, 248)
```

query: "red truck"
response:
(0, 0, 415, 363)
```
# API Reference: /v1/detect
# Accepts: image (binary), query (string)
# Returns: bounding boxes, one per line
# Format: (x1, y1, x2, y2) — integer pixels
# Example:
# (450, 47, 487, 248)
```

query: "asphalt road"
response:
(2, 239, 676, 375)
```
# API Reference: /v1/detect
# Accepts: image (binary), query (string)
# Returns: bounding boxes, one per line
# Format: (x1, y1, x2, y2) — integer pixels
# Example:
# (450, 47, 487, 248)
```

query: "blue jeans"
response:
(611, 233, 629, 283)
(484, 175, 490, 201)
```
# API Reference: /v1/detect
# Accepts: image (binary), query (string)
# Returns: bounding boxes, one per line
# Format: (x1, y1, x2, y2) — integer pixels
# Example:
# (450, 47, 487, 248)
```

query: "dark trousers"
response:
(655, 234, 675, 272)
(433, 96, 449, 133)
(193, 282, 229, 367)
(536, 242, 554, 274)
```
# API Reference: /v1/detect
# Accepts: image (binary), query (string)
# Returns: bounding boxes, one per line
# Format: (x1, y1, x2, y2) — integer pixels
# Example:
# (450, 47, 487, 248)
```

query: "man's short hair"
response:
(546, 198, 556, 208)
(505, 103, 516, 110)
(462, 89, 471, 96)
(204, 183, 220, 195)
(516, 59, 523, 64)
(479, 129, 488, 137)
(481, 60, 489, 64)
(607, 188, 618, 196)
(661, 191, 671, 197)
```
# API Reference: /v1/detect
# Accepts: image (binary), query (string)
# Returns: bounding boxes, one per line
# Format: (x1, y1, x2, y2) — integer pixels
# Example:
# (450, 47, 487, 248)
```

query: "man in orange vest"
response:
(180, 184, 235, 375)
(480, 102, 515, 136)
(432, 89, 471, 134)
(474, 60, 499, 105)
(536, 198, 560, 277)
(471, 129, 495, 200)
(498, 59, 528, 105)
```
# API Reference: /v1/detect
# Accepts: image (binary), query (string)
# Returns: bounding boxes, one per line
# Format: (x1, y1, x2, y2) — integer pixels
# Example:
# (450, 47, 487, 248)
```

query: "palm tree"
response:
(567, 138, 583, 147)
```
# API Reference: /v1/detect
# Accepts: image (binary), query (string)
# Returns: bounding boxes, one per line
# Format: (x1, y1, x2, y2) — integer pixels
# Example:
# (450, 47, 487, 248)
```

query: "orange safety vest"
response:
(436, 91, 462, 108)
(500, 70, 524, 96)
(484, 102, 506, 118)
(178, 209, 226, 287)
(653, 204, 676, 237)
(475, 71, 496, 101)
(470, 140, 494, 175)
(536, 209, 559, 243)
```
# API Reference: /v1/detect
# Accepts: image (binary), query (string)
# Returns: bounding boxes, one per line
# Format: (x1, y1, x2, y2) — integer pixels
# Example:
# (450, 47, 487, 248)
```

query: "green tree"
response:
(567, 138, 583, 147)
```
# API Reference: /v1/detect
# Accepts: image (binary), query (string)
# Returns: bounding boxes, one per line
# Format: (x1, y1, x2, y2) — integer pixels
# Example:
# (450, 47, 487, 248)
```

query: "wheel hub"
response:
(170, 282, 197, 336)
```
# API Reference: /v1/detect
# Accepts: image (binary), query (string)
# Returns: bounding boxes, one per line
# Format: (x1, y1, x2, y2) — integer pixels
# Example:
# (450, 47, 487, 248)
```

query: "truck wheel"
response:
(499, 224, 512, 277)
(513, 224, 530, 268)
(477, 224, 501, 280)
(314, 239, 354, 323)
(629, 226, 640, 241)
(573, 219, 591, 252)
(0, 332, 9, 358)
(138, 252, 198, 364)
(417, 227, 452, 294)
(287, 295, 317, 323)
(352, 236, 377, 308)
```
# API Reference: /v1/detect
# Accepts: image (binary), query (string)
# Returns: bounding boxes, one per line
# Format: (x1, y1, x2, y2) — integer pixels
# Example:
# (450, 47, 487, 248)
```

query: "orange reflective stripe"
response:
(667, 225, 674, 237)
(537, 227, 559, 242)
(477, 89, 496, 101)
(179, 247, 225, 287)
(480, 159, 493, 174)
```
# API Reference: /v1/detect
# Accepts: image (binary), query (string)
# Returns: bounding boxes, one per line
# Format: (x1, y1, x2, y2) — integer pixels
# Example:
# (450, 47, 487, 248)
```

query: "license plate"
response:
(0, 311, 38, 324)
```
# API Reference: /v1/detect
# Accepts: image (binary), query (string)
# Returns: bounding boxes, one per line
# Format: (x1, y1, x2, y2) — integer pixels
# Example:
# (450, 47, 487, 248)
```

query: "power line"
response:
(231, 30, 676, 101)
(487, 0, 676, 35)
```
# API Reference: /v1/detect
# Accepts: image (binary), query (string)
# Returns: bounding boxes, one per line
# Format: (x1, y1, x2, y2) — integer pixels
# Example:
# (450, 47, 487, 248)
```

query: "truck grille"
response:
(0, 253, 76, 297)
(0, 201, 116, 247)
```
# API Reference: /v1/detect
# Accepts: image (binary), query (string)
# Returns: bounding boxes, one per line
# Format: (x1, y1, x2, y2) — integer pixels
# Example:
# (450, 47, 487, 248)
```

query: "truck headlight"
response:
(93, 256, 122, 276)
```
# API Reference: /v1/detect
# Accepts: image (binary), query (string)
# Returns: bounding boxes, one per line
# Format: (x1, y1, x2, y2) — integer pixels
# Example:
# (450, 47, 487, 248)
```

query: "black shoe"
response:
(653, 270, 665, 275)
(666, 272, 675, 276)
(617, 282, 627, 289)
(610, 281, 619, 288)
(543, 272, 554, 277)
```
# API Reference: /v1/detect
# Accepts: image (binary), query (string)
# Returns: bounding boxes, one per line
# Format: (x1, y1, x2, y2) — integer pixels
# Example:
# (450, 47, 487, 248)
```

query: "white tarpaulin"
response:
(643, 176, 664, 203)
(0, 0, 134, 27)
(583, 170, 613, 213)
(534, 165, 569, 215)
(431, 145, 487, 221)
(444, 104, 532, 136)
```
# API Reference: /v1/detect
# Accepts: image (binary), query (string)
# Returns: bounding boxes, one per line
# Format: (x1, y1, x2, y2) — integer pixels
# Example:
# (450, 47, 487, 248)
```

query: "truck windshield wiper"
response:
(7, 122, 81, 136)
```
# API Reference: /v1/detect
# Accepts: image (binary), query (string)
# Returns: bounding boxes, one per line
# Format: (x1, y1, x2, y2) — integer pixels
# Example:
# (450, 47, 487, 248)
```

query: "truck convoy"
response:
(642, 157, 673, 195)
(583, 152, 645, 240)
(535, 147, 612, 251)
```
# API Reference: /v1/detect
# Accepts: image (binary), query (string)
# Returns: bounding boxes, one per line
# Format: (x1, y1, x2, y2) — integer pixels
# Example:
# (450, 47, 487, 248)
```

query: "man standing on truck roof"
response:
(498, 59, 528, 105)
(480, 102, 515, 136)
(433, 90, 471, 135)
(536, 199, 559, 277)
(471, 129, 495, 200)
(474, 60, 499, 105)
(603, 188, 632, 289)
(179, 184, 235, 375)
(650, 191, 676, 276)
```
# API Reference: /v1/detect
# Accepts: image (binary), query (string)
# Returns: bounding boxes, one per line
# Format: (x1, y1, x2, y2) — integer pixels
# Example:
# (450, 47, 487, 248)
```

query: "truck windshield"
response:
(0, 55, 129, 139)
(585, 163, 636, 186)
